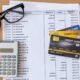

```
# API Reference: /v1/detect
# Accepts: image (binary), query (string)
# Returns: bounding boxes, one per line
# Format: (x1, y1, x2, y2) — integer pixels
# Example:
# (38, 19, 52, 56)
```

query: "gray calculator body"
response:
(0, 41, 18, 77)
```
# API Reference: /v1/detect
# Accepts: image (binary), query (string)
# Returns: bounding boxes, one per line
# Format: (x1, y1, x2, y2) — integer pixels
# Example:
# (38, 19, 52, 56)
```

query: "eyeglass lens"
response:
(5, 6, 24, 23)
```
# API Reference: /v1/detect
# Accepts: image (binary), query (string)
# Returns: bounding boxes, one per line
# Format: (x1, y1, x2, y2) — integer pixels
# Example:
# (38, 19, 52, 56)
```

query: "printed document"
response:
(2, 1, 80, 80)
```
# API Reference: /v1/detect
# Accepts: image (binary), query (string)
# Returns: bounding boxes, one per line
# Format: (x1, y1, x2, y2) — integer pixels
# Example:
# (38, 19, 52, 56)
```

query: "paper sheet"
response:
(2, 1, 80, 80)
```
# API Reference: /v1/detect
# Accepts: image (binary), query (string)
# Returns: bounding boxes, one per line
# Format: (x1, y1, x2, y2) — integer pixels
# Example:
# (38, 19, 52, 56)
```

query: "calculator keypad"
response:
(0, 55, 17, 76)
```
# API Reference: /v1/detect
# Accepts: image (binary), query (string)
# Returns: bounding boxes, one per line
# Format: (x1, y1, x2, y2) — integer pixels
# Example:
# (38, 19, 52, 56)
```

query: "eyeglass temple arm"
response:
(0, 11, 6, 20)
(0, 3, 24, 15)
(0, 11, 5, 15)
(10, 10, 24, 14)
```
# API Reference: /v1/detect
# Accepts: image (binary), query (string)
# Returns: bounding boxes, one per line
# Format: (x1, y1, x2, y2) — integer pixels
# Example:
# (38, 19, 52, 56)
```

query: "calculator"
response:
(0, 41, 18, 77)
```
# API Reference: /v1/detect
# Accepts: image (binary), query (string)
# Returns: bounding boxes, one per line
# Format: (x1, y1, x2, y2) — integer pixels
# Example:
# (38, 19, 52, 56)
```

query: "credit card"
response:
(49, 31, 80, 58)
(60, 25, 80, 30)
(49, 25, 80, 36)
(49, 30, 80, 38)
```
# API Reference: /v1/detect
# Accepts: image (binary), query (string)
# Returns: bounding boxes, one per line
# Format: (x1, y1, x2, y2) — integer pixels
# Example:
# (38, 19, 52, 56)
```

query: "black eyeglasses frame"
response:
(0, 3, 24, 23)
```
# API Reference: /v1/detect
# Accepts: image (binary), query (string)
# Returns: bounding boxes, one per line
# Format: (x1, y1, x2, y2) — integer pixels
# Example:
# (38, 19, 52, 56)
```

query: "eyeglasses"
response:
(0, 3, 24, 23)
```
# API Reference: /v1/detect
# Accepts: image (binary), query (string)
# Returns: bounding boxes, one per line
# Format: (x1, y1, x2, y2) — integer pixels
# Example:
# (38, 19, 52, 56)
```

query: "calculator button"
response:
(3, 59, 7, 61)
(3, 66, 6, 68)
(7, 59, 12, 61)
(12, 69, 16, 75)
(3, 71, 6, 75)
(7, 66, 12, 68)
(0, 65, 2, 68)
(0, 69, 2, 71)
(0, 72, 1, 74)
(0, 63, 2, 65)
(7, 69, 12, 72)
(1, 58, 2, 60)
(12, 55, 16, 58)
(12, 59, 16, 61)
(12, 62, 16, 65)
(7, 62, 11, 65)
(2, 55, 7, 58)
(12, 66, 16, 68)
(0, 72, 3, 75)
(4, 69, 7, 71)
(3, 62, 7, 65)
(7, 55, 11, 58)
(7, 71, 11, 75)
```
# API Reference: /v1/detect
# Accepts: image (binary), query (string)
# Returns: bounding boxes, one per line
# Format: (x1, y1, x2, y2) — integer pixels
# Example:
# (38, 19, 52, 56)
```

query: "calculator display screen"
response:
(0, 48, 13, 53)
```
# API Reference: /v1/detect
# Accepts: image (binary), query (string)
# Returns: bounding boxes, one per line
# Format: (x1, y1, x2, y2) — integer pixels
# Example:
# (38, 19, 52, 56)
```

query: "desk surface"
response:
(12, 0, 80, 3)
(0, 0, 80, 10)
(0, 0, 80, 40)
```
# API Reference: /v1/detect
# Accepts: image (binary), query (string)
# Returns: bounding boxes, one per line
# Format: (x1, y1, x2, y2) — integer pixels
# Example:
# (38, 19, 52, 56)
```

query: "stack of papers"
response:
(2, 0, 80, 80)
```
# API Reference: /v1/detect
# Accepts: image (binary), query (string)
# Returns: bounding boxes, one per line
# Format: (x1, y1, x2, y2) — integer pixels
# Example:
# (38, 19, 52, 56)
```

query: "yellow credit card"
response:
(49, 30, 80, 39)
(49, 31, 80, 58)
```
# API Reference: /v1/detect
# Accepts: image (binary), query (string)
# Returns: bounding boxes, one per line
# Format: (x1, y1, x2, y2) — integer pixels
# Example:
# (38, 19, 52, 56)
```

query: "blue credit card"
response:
(60, 25, 80, 30)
